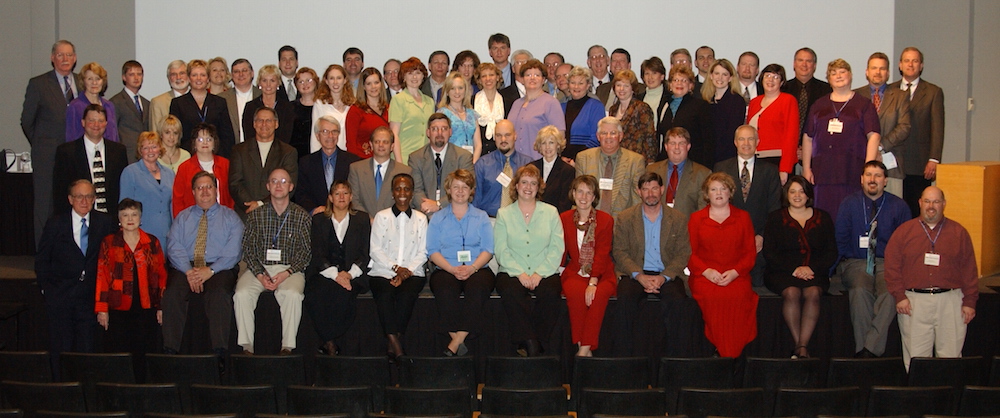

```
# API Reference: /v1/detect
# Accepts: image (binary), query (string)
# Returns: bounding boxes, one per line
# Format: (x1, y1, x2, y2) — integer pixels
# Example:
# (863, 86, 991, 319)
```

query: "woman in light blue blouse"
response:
(494, 164, 564, 357)
(427, 169, 495, 356)
(438, 72, 482, 163)
(119, 132, 174, 244)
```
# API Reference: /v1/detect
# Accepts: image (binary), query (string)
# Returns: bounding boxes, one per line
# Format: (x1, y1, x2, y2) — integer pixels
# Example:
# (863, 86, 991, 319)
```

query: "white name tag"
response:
(828, 118, 844, 134)
(667, 202, 674, 208)
(457, 250, 472, 263)
(859, 236, 870, 248)
(599, 178, 614, 190)
(882, 151, 898, 170)
(496, 172, 512, 187)
(266, 249, 282, 262)
(924, 253, 940, 266)
(577, 270, 590, 278)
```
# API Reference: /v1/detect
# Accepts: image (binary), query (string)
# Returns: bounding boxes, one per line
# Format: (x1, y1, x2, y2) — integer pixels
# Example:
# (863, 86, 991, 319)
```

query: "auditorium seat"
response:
(313, 356, 390, 413)
(189, 384, 277, 418)
(382, 387, 470, 417)
(396, 356, 475, 412)
(0, 352, 52, 383)
(145, 354, 220, 413)
(772, 387, 862, 418)
(657, 357, 735, 414)
(577, 388, 664, 418)
(256, 414, 348, 418)
(35, 411, 127, 418)
(366, 414, 462, 418)
(570, 357, 649, 412)
(675, 387, 767, 418)
(865, 385, 954, 418)
(991, 356, 1000, 386)
(93, 382, 182, 416)
(0, 410, 22, 418)
(907, 356, 984, 389)
(479, 387, 567, 416)
(956, 385, 1000, 416)
(229, 354, 304, 414)
(1, 381, 86, 418)
(58, 353, 135, 409)
(484, 356, 561, 389)
(742, 357, 823, 413)
(285, 385, 370, 418)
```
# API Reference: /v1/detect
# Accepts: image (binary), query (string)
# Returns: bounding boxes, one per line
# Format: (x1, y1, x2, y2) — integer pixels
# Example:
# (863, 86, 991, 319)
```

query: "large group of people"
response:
(25, 36, 977, 372)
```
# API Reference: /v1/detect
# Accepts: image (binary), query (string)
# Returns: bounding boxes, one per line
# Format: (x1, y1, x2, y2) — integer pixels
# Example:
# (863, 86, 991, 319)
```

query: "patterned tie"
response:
(866, 203, 878, 275)
(287, 79, 296, 100)
(93, 149, 107, 212)
(871, 90, 882, 112)
(193, 209, 208, 268)
(741, 161, 751, 201)
(324, 157, 334, 190)
(79, 218, 88, 253)
(599, 156, 613, 212)
(374, 164, 384, 198)
(64, 75, 74, 103)
(743, 86, 751, 104)
(904, 82, 913, 100)
(666, 164, 678, 204)
(134, 95, 143, 117)
(797, 84, 809, 133)
(500, 157, 514, 208)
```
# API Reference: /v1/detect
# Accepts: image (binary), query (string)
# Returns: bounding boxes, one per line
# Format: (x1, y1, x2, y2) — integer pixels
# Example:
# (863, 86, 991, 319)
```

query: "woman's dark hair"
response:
(190, 122, 219, 153)
(781, 175, 814, 208)
(759, 63, 787, 86)
(118, 198, 143, 214)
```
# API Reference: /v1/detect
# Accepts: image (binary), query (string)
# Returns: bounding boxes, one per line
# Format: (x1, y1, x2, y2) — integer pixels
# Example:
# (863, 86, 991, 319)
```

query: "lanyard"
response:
(271, 210, 290, 249)
(918, 219, 944, 253)
(831, 93, 853, 118)
(861, 194, 886, 231)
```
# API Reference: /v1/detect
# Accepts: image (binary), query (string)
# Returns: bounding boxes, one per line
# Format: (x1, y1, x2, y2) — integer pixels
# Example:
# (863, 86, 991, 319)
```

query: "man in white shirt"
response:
(489, 33, 512, 88)
(587, 45, 610, 93)
(343, 47, 364, 91)
(383, 59, 403, 98)
(219, 59, 262, 144)
(277, 45, 298, 102)
(737, 51, 763, 104)
(149, 60, 189, 131)
(109, 60, 150, 163)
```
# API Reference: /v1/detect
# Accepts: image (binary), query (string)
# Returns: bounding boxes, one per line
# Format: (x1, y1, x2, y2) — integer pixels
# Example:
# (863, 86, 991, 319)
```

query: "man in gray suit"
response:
(855, 52, 911, 198)
(219, 59, 262, 145)
(408, 113, 473, 215)
(109, 60, 151, 163)
(22, 40, 81, 244)
(646, 127, 711, 218)
(575, 116, 646, 218)
(348, 126, 412, 217)
(890, 47, 944, 217)
(228, 107, 298, 219)
(148, 60, 189, 133)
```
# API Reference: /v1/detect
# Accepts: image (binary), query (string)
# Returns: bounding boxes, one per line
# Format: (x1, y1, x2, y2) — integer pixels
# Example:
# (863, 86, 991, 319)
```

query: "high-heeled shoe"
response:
(387, 333, 404, 363)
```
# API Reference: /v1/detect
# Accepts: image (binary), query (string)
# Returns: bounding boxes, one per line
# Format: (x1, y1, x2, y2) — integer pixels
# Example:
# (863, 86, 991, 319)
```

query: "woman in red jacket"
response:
(746, 64, 799, 184)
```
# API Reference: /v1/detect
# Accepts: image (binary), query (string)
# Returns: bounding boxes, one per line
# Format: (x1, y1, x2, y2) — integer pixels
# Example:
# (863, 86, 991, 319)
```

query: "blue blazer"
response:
(119, 160, 175, 243)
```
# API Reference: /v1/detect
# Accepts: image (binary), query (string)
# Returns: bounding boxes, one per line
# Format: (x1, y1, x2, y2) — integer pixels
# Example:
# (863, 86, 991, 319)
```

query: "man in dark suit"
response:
(499, 50, 532, 116)
(646, 127, 711, 218)
(855, 52, 911, 199)
(219, 59, 262, 145)
(714, 125, 782, 286)
(693, 46, 715, 92)
(53, 104, 128, 216)
(109, 60, 150, 163)
(22, 40, 81, 244)
(781, 47, 832, 134)
(348, 126, 412, 216)
(408, 113, 474, 215)
(229, 106, 298, 219)
(383, 59, 402, 99)
(890, 47, 944, 217)
(296, 115, 360, 214)
(420, 51, 449, 101)
(736, 51, 764, 104)
(277, 45, 299, 102)
(35, 179, 113, 368)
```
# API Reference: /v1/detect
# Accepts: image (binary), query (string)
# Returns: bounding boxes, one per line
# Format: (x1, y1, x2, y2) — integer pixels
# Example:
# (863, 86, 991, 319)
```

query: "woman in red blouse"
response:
(746, 64, 799, 184)
(172, 123, 235, 216)
(350, 67, 390, 159)
(688, 172, 759, 357)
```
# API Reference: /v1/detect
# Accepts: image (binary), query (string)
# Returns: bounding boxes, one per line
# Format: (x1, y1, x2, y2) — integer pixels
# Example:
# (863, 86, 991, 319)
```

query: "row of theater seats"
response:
(1, 352, 1000, 417)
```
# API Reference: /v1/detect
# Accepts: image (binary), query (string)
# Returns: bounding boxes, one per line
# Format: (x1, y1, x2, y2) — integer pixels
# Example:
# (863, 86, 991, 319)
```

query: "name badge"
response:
(859, 236, 870, 248)
(828, 118, 844, 134)
(924, 253, 940, 266)
(457, 250, 472, 263)
(435, 190, 441, 201)
(882, 151, 899, 170)
(266, 249, 282, 262)
(577, 270, 591, 278)
(496, 172, 512, 187)
(667, 202, 675, 208)
(599, 178, 614, 190)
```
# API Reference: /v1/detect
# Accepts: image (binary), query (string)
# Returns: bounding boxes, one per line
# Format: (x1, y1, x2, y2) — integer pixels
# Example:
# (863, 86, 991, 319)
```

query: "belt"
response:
(907, 287, 955, 294)
(642, 270, 661, 275)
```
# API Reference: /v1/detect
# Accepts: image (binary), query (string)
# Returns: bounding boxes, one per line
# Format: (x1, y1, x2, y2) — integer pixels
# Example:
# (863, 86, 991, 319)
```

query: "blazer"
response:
(347, 158, 412, 216)
(305, 210, 372, 281)
(499, 84, 522, 117)
(561, 209, 616, 281)
(714, 157, 782, 235)
(109, 89, 151, 163)
(171, 155, 235, 216)
(169, 92, 237, 158)
(407, 143, 474, 208)
(596, 80, 646, 108)
(241, 95, 295, 145)
(228, 139, 299, 217)
(646, 159, 710, 218)
(148, 90, 176, 133)
(888, 79, 943, 177)
(781, 77, 832, 132)
(855, 85, 911, 179)
(533, 157, 576, 214)
(295, 149, 361, 213)
(612, 202, 691, 280)
(35, 209, 114, 307)
(52, 138, 129, 215)
(575, 147, 646, 218)
(656, 94, 714, 168)
(21, 70, 80, 145)
(218, 86, 262, 143)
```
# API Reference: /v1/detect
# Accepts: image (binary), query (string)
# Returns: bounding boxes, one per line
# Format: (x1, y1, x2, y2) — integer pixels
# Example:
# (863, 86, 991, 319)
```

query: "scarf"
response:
(574, 209, 597, 276)
(475, 91, 504, 140)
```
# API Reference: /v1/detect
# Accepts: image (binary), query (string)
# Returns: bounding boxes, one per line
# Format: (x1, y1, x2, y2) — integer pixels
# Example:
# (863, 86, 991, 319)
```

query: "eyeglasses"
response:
(317, 129, 339, 136)
(196, 137, 214, 142)
(295, 78, 315, 85)
(763, 74, 783, 81)
(589, 54, 607, 60)
(195, 184, 216, 191)
(254, 119, 277, 124)
(269, 178, 291, 185)
(70, 194, 96, 201)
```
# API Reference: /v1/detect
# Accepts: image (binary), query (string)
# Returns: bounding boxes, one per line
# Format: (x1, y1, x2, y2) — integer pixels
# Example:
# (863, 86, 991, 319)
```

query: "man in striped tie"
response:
(52, 104, 128, 216)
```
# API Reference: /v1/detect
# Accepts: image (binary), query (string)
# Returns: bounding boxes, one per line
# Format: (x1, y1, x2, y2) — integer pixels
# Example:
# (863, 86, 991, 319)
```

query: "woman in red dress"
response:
(560, 175, 616, 357)
(688, 172, 759, 357)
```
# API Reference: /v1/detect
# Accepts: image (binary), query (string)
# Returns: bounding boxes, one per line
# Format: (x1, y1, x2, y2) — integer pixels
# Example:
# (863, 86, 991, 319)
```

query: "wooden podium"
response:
(936, 161, 1000, 277)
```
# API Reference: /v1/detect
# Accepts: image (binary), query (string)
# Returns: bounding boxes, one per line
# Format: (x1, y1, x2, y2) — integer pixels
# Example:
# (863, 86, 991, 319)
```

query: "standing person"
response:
(560, 175, 616, 357)
(66, 62, 120, 143)
(474, 63, 504, 155)
(736, 52, 763, 104)
(488, 33, 512, 88)
(242, 65, 295, 144)
(782, 47, 832, 135)
(562, 66, 605, 160)
(36, 180, 113, 369)
(233, 168, 310, 355)
(507, 59, 565, 161)
(383, 59, 403, 99)
(438, 72, 482, 162)
(277, 45, 299, 102)
(289, 68, 319, 158)
(171, 123, 235, 216)
(494, 165, 564, 356)
(312, 65, 360, 156)
(95, 198, 167, 377)
(747, 64, 800, 184)
(119, 132, 174, 244)
(885, 186, 978, 370)
(369, 173, 428, 362)
(228, 107, 299, 218)
(421, 51, 450, 101)
(218, 59, 261, 145)
(854, 52, 911, 198)
(109, 60, 151, 163)
(207, 57, 230, 95)
(157, 115, 189, 172)
(353, 67, 391, 159)
(389, 57, 435, 164)
(169, 60, 236, 158)
(656, 66, 713, 168)
(608, 69, 657, 164)
(702, 59, 746, 164)
(53, 104, 129, 216)
(452, 50, 482, 96)
(687, 172, 759, 357)
(148, 60, 189, 135)
(343, 47, 365, 90)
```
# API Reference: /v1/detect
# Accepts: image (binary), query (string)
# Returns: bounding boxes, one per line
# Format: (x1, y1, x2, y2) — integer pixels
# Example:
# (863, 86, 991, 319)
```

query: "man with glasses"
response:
(229, 107, 298, 219)
(575, 116, 646, 218)
(587, 45, 610, 93)
(295, 116, 360, 214)
(220, 59, 262, 144)
(408, 113, 473, 215)
(646, 127, 710, 218)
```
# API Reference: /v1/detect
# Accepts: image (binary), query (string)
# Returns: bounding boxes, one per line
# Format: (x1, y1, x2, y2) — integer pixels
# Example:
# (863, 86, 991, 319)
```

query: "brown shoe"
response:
(279, 348, 293, 355)
(242, 349, 253, 356)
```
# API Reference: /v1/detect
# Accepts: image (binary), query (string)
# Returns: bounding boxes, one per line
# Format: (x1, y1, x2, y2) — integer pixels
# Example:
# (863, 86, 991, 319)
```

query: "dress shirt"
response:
(373, 158, 389, 180)
(281, 75, 296, 100)
(84, 138, 104, 179)
(869, 84, 887, 105)
(369, 206, 428, 279)
(592, 74, 611, 91)
(642, 209, 665, 274)
(472, 150, 534, 216)
(666, 160, 686, 184)
(493, 201, 564, 277)
(72, 211, 90, 250)
(59, 72, 78, 99)
(834, 191, 911, 259)
(500, 63, 512, 88)
(740, 81, 760, 101)
(426, 203, 494, 266)
(242, 201, 312, 276)
(167, 203, 244, 273)
(884, 217, 979, 308)
(235, 88, 254, 143)
(542, 158, 555, 181)
(900, 77, 920, 100)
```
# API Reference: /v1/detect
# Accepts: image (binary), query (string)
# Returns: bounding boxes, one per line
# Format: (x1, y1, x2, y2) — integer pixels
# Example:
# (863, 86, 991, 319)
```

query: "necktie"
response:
(287, 79, 296, 100)
(599, 156, 613, 212)
(904, 82, 913, 100)
(741, 161, 751, 201)
(434, 153, 443, 189)
(866, 203, 878, 275)
(79, 218, 88, 253)
(134, 95, 143, 117)
(64, 75, 74, 103)
(743, 86, 751, 104)
(193, 209, 208, 268)
(797, 84, 809, 133)
(324, 157, 334, 190)
(375, 164, 384, 198)
(93, 149, 107, 212)
(500, 157, 514, 208)
(872, 91, 882, 112)
(666, 164, 678, 204)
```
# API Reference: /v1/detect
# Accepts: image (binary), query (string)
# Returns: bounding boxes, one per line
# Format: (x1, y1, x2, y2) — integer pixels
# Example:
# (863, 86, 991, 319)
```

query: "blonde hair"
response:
(437, 71, 472, 109)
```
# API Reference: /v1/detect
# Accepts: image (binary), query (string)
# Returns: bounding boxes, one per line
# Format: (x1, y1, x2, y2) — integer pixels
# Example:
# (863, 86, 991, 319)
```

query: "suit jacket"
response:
(575, 147, 646, 218)
(646, 159, 710, 218)
(407, 143, 474, 208)
(109, 89, 151, 163)
(533, 157, 576, 214)
(295, 149, 360, 213)
(305, 210, 371, 280)
(348, 158, 412, 216)
(656, 94, 714, 167)
(889, 79, 944, 177)
(781, 77, 832, 133)
(855, 85, 911, 179)
(612, 202, 691, 280)
(219, 86, 262, 144)
(714, 157, 781, 235)
(242, 95, 295, 145)
(52, 138, 128, 215)
(169, 92, 237, 158)
(228, 139, 299, 217)
(148, 90, 177, 133)
(561, 209, 616, 281)
(499, 84, 522, 117)
(35, 209, 114, 306)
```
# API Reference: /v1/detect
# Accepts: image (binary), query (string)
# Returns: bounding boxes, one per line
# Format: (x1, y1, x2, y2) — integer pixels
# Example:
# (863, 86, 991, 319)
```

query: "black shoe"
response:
(163, 347, 179, 355)
(319, 341, 338, 356)
(524, 339, 541, 357)
(854, 348, 878, 358)
(213, 348, 227, 375)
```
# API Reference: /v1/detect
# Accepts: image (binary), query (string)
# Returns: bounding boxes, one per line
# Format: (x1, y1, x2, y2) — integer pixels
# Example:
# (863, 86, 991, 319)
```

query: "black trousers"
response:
(369, 275, 427, 335)
(429, 268, 496, 335)
(494, 272, 562, 343)
(160, 268, 236, 351)
(903, 174, 932, 218)
(304, 274, 370, 343)
(615, 276, 704, 357)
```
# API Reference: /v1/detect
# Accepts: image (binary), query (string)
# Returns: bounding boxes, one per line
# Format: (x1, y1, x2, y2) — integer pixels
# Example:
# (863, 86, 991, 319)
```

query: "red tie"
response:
(872, 91, 882, 112)
(666, 165, 678, 203)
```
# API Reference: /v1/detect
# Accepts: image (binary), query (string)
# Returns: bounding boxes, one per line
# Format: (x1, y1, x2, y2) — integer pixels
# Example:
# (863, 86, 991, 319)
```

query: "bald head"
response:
(919, 186, 946, 226)
(494, 119, 516, 154)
